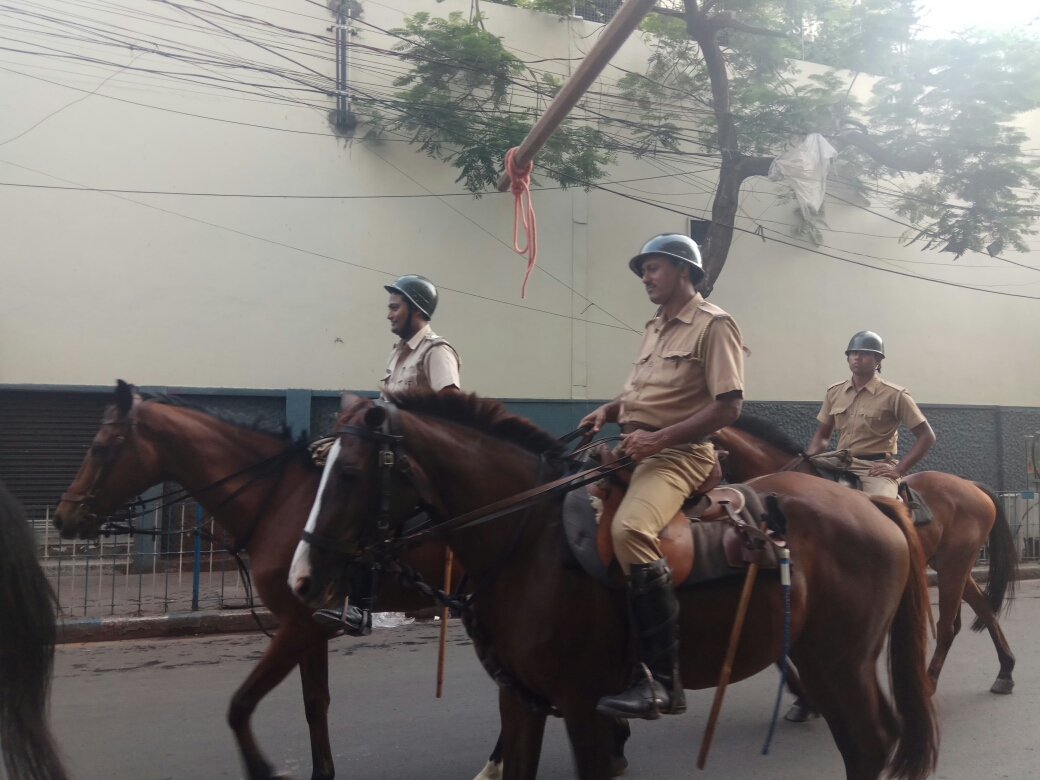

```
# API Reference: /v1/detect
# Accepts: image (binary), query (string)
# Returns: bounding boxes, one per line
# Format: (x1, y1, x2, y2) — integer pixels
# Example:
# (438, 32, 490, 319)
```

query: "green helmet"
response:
(846, 331, 885, 358)
(385, 275, 438, 319)
(629, 234, 705, 283)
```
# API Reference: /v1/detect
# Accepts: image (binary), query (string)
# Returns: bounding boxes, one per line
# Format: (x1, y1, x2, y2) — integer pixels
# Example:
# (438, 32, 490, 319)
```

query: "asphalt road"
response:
(50, 581, 1040, 780)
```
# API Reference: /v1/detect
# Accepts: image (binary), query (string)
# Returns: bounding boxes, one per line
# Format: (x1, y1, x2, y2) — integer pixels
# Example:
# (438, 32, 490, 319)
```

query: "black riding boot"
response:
(596, 558, 685, 720)
(312, 563, 379, 637)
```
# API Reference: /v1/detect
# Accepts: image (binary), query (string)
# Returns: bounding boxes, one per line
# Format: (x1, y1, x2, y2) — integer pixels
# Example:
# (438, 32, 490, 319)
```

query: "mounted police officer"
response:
(313, 274, 460, 635)
(806, 331, 935, 498)
(381, 274, 460, 397)
(580, 234, 746, 720)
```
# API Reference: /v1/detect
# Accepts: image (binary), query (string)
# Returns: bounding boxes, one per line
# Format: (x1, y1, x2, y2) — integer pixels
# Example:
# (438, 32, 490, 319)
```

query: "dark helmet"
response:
(846, 331, 885, 358)
(629, 234, 705, 283)
(384, 274, 438, 319)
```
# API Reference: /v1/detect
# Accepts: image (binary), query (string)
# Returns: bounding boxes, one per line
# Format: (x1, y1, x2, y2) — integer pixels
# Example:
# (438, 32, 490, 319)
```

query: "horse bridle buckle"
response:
(380, 450, 395, 467)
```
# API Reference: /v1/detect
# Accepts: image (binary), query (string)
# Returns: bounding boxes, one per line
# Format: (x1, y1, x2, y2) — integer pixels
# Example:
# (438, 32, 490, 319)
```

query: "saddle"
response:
(562, 445, 784, 590)
(813, 465, 932, 526)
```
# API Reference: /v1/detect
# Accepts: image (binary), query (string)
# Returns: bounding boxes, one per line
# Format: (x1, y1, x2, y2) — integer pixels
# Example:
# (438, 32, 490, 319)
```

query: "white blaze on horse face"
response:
(289, 439, 342, 592)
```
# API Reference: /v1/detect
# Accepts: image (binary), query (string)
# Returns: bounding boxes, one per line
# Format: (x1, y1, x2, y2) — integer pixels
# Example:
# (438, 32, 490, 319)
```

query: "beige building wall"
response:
(1, 0, 1037, 405)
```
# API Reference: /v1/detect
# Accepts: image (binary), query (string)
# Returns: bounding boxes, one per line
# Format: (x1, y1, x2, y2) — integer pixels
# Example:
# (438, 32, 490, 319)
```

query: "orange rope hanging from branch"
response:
(505, 147, 537, 298)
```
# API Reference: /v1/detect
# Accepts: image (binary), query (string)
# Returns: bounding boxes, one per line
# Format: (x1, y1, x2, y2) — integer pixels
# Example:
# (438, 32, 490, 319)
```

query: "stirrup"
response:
(312, 602, 372, 636)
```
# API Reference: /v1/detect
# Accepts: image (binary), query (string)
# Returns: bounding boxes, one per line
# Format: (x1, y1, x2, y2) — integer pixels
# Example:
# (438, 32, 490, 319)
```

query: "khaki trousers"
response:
(612, 442, 716, 573)
(809, 450, 900, 499)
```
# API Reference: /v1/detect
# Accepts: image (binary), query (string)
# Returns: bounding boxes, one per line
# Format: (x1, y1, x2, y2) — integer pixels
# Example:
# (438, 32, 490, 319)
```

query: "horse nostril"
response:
(53, 516, 64, 531)
(294, 576, 313, 599)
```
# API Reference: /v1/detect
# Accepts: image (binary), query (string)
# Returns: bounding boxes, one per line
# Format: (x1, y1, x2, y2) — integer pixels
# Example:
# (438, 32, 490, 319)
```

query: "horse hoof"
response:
(610, 754, 629, 776)
(991, 678, 1014, 695)
(472, 760, 503, 780)
(784, 703, 819, 723)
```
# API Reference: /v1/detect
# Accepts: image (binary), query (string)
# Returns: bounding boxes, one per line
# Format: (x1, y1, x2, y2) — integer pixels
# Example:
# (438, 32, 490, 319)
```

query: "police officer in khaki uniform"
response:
(312, 275, 459, 635)
(381, 275, 460, 398)
(806, 331, 935, 498)
(580, 234, 745, 720)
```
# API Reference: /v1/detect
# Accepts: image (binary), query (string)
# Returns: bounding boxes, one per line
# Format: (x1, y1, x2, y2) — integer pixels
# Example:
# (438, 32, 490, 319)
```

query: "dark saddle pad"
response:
(899, 483, 933, 526)
(560, 484, 778, 590)
(816, 468, 932, 526)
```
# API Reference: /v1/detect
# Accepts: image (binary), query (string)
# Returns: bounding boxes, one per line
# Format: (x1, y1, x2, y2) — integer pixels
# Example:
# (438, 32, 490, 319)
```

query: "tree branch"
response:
(710, 10, 788, 38)
(651, 6, 685, 18)
(837, 130, 935, 174)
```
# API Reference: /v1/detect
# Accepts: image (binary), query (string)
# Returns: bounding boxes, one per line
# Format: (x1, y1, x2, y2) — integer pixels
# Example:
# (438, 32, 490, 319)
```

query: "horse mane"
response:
(388, 391, 565, 458)
(145, 394, 293, 442)
(729, 414, 804, 456)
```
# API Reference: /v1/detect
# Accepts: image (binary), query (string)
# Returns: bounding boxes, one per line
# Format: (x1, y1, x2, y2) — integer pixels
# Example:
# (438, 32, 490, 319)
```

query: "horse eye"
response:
(336, 464, 360, 482)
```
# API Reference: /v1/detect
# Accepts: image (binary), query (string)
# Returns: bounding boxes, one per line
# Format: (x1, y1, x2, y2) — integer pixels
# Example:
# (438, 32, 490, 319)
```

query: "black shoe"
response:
(596, 559, 686, 720)
(312, 602, 372, 636)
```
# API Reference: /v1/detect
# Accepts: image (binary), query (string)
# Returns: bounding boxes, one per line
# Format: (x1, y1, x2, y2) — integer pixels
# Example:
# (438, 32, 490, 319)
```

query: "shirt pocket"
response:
(865, 408, 897, 437)
(660, 349, 700, 383)
(829, 397, 853, 430)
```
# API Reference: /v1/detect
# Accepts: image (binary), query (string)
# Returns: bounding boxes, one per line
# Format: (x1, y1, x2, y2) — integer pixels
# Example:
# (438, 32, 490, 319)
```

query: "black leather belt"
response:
(620, 423, 660, 434)
(854, 453, 892, 461)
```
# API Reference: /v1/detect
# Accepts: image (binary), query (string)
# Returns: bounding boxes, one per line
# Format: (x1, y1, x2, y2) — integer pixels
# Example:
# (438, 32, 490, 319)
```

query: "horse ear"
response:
(364, 405, 388, 430)
(340, 392, 361, 412)
(115, 380, 134, 415)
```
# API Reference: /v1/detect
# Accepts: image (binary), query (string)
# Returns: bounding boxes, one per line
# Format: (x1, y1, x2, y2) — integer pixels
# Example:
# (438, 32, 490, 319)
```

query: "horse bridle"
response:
(301, 400, 438, 559)
(60, 416, 143, 517)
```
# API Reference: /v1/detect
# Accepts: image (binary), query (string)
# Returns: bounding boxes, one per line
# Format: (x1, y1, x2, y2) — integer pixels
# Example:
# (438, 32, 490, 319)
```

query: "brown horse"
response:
(292, 392, 939, 780)
(1, 479, 69, 780)
(52, 381, 468, 780)
(712, 414, 1018, 694)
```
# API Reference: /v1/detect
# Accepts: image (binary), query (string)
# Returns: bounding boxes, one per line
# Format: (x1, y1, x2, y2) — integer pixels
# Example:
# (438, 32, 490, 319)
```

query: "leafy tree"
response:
(351, 1, 1040, 293)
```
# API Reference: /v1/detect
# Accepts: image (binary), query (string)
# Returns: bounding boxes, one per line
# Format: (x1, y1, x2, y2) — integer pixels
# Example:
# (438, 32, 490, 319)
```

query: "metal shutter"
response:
(0, 390, 111, 508)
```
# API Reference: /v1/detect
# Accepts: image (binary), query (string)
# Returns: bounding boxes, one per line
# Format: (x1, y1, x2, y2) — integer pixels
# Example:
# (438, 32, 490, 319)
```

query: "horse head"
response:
(288, 393, 430, 609)
(53, 380, 161, 539)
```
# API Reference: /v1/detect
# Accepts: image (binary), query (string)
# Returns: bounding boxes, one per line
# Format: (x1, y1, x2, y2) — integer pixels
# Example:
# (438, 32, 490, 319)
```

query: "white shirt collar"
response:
(404, 323, 432, 351)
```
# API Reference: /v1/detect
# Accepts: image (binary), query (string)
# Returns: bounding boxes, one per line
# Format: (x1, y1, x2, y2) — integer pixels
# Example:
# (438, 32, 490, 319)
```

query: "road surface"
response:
(50, 581, 1040, 779)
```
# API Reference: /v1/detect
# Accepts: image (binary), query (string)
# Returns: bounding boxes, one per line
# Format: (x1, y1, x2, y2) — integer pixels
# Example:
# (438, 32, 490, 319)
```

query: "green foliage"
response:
(359, 12, 614, 191)
(616, 2, 1040, 256)
(355, 0, 1039, 264)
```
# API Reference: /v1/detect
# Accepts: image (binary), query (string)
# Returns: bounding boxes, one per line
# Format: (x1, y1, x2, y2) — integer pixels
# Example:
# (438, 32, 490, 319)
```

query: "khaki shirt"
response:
(618, 294, 745, 430)
(817, 375, 926, 457)
(381, 324, 460, 399)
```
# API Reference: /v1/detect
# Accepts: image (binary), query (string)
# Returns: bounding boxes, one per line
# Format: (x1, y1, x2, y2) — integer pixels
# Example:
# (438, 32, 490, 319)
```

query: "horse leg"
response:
(560, 700, 619, 780)
(962, 575, 1016, 693)
(784, 660, 820, 723)
(298, 638, 334, 780)
(228, 619, 321, 780)
(792, 653, 892, 780)
(472, 733, 504, 780)
(498, 689, 547, 780)
(927, 561, 971, 687)
(610, 717, 630, 776)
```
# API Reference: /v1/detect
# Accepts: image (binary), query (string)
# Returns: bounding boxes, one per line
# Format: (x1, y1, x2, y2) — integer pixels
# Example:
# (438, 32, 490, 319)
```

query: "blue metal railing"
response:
(28, 502, 253, 618)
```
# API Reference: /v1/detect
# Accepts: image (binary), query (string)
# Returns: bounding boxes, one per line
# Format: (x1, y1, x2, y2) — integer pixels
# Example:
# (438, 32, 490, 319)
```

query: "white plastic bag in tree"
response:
(767, 133, 838, 220)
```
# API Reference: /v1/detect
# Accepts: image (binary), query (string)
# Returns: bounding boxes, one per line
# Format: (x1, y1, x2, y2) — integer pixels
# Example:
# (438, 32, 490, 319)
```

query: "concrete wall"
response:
(1, 0, 1038, 493)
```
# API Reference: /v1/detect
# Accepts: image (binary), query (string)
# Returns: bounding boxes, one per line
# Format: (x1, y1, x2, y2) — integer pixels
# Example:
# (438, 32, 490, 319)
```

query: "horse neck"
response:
(720, 428, 801, 481)
(138, 403, 290, 545)
(401, 415, 548, 579)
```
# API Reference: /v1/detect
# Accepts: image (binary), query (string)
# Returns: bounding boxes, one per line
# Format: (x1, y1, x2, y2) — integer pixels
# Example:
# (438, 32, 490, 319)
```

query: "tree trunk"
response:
(683, 1, 774, 297)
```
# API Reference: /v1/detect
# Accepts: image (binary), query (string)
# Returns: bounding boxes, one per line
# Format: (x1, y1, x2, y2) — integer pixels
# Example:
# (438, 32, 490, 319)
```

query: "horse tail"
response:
(971, 482, 1017, 632)
(0, 482, 69, 780)
(870, 496, 939, 780)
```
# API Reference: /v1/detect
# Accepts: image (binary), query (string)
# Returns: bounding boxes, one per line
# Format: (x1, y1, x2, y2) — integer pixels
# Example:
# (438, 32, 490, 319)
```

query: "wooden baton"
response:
(697, 557, 760, 770)
(435, 548, 454, 698)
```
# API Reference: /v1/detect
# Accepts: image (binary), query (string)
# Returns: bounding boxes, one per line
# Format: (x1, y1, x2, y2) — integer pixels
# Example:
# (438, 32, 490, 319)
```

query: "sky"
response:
(915, 0, 1040, 37)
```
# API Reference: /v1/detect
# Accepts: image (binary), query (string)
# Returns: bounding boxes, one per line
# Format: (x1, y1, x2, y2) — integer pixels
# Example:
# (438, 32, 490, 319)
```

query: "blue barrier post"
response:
(192, 505, 203, 611)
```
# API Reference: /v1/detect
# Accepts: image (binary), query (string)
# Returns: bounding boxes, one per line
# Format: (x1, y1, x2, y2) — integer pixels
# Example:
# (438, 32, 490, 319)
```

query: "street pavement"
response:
(50, 581, 1040, 780)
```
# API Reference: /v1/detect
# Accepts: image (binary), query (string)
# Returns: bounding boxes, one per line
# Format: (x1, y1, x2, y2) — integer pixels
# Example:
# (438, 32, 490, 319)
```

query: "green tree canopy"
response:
(349, 0, 1040, 292)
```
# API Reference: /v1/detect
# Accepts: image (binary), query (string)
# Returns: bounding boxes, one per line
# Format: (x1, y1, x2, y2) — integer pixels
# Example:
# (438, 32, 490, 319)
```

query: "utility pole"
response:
(332, 3, 357, 130)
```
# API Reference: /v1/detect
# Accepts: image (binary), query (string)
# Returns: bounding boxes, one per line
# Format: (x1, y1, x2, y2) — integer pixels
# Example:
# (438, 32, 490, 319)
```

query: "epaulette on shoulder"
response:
(826, 380, 847, 391)
(696, 299, 731, 319)
(877, 378, 907, 393)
